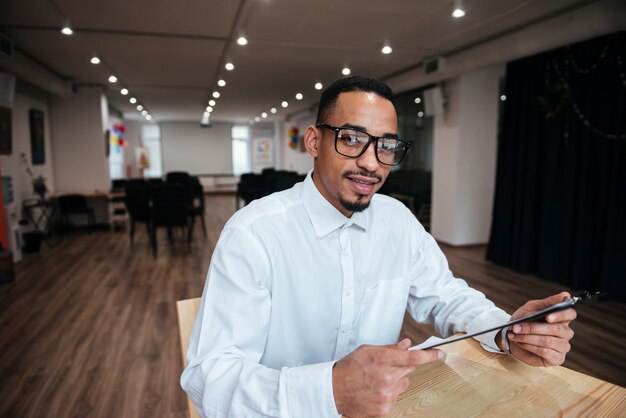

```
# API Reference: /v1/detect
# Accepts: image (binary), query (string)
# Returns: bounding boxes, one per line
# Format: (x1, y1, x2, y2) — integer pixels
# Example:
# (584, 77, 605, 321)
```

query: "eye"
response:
(338, 129, 367, 146)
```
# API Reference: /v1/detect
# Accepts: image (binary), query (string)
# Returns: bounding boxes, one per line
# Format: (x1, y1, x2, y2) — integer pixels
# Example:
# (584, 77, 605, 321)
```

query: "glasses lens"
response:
(377, 137, 409, 166)
(335, 128, 370, 157)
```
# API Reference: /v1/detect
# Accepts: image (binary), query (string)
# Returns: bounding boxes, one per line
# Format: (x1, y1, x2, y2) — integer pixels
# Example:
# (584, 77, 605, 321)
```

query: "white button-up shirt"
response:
(181, 172, 510, 418)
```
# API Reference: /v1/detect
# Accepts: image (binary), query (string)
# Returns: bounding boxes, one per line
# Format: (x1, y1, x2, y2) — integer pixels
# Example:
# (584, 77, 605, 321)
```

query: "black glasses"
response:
(316, 123, 411, 166)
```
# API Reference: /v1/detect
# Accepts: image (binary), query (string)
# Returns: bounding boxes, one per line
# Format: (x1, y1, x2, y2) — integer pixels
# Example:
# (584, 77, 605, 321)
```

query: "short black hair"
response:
(315, 75, 396, 123)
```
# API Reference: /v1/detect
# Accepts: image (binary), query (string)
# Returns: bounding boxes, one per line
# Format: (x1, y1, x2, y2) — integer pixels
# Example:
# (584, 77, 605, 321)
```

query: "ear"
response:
(303, 125, 320, 158)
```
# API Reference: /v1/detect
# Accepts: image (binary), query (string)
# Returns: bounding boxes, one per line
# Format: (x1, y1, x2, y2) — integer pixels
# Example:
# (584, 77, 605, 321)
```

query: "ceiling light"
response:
(208, 100, 216, 106)
(146, 115, 152, 121)
(254, 116, 261, 122)
(270, 108, 277, 114)
(452, 0, 466, 18)
(281, 101, 288, 108)
(381, 45, 393, 54)
(108, 75, 118, 83)
(315, 82, 323, 90)
(225, 62, 235, 71)
(217, 79, 226, 87)
(414, 97, 421, 104)
(418, 111, 424, 117)
(129, 97, 137, 104)
(137, 105, 143, 111)
(342, 67, 351, 76)
(500, 95, 507, 101)
(237, 36, 248, 46)
(120, 88, 128, 95)
(206, 106, 213, 112)
(212, 91, 220, 98)
(61, 20, 73, 35)
(261, 112, 268, 118)
(141, 110, 148, 116)
(295, 93, 303, 100)
(90, 56, 100, 64)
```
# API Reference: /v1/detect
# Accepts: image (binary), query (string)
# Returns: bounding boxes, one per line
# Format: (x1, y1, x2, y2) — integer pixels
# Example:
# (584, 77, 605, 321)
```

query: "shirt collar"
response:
(301, 171, 369, 238)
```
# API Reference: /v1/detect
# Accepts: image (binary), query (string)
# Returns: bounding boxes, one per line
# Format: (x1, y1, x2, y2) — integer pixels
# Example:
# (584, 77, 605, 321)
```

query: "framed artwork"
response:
(29, 109, 45, 164)
(0, 106, 11, 155)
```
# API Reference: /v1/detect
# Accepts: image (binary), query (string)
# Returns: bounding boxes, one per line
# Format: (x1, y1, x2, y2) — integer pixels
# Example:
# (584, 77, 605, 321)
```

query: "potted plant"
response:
(32, 175, 48, 201)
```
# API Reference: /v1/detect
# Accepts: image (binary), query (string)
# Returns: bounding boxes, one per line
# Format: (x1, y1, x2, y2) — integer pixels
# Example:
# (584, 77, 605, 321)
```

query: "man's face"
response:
(307, 91, 397, 217)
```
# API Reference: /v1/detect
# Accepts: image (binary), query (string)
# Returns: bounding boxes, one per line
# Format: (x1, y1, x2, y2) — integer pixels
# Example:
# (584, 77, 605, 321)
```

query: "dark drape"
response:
(487, 32, 626, 302)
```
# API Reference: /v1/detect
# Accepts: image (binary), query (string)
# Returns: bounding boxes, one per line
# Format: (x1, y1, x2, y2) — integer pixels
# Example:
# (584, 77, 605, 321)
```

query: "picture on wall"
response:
(29, 109, 45, 164)
(0, 106, 11, 155)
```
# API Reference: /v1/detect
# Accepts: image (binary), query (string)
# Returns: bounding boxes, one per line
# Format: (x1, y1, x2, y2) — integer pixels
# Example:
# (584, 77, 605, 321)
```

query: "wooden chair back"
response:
(176, 298, 201, 418)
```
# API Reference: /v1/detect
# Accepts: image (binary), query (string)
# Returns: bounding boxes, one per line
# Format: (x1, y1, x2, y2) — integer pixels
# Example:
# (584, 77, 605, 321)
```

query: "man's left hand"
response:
(505, 292, 577, 367)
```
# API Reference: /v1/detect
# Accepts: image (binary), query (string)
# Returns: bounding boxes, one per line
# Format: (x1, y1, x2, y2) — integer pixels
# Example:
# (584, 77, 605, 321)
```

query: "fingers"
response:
(512, 341, 568, 366)
(508, 332, 572, 354)
(511, 320, 575, 339)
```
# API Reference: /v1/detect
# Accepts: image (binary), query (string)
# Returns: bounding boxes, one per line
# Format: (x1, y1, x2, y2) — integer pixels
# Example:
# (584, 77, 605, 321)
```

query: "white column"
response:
(431, 64, 505, 245)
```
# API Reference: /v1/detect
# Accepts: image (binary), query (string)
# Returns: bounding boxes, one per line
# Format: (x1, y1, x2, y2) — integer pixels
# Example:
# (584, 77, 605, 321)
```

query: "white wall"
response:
(160, 121, 232, 175)
(50, 86, 110, 193)
(0, 81, 55, 206)
(281, 115, 314, 174)
(431, 64, 504, 245)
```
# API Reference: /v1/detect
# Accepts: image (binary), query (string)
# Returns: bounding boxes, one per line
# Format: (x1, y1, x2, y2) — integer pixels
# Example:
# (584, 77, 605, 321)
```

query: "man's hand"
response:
(332, 338, 442, 418)
(505, 292, 577, 367)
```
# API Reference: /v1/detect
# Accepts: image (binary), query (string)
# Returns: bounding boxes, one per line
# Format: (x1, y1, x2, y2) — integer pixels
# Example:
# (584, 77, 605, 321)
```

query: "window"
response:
(142, 124, 162, 178)
(232, 125, 250, 175)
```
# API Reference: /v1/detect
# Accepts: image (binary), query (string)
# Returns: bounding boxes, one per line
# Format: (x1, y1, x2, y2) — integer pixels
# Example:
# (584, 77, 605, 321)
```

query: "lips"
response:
(346, 174, 380, 195)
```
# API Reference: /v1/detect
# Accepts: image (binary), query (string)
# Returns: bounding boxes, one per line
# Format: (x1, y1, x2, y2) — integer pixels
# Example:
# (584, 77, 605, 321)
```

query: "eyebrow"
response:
(339, 123, 399, 139)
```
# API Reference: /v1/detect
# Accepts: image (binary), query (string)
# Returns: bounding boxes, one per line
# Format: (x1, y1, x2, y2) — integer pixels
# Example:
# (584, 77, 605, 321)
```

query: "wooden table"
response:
(389, 337, 626, 417)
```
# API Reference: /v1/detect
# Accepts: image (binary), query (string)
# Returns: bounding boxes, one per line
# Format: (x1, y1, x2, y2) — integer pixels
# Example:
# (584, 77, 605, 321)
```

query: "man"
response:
(181, 76, 576, 418)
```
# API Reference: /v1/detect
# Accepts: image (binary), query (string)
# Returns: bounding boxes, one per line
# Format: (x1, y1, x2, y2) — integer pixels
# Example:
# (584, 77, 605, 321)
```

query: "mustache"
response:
(342, 170, 383, 183)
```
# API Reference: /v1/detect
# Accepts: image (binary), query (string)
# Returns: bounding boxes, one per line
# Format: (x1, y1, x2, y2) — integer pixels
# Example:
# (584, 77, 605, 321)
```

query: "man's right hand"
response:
(332, 338, 443, 417)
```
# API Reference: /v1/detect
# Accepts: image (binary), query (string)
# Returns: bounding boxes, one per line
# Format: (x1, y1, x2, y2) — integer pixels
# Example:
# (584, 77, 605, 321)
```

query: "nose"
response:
(356, 140, 381, 172)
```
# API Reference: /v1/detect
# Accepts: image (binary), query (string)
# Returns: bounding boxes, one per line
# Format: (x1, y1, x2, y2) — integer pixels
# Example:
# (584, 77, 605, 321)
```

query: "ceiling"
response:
(0, 0, 600, 124)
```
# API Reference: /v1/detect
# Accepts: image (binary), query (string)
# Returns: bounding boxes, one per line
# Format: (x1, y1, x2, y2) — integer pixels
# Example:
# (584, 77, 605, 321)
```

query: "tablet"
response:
(410, 291, 604, 351)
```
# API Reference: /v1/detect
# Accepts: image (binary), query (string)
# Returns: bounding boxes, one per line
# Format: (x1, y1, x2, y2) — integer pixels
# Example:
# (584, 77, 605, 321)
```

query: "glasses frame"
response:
(316, 122, 411, 166)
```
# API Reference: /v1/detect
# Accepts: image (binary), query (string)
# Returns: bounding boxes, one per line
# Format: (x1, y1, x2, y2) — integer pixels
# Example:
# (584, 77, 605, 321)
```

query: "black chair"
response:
(150, 183, 194, 257)
(124, 184, 152, 245)
(57, 194, 95, 232)
(189, 176, 207, 237)
(109, 179, 129, 231)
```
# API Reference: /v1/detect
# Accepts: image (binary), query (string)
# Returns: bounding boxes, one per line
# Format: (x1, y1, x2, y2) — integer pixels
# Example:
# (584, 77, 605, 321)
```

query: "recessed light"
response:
(108, 75, 118, 83)
(281, 101, 288, 108)
(261, 112, 267, 118)
(418, 111, 424, 117)
(137, 105, 143, 111)
(381, 45, 393, 54)
(225, 62, 235, 71)
(120, 88, 128, 95)
(237, 36, 248, 46)
(129, 97, 137, 104)
(452, 0, 465, 18)
(500, 95, 507, 101)
(295, 93, 303, 100)
(61, 20, 73, 35)
(270, 108, 277, 114)
(218, 79, 226, 87)
(414, 97, 421, 104)
(208, 100, 216, 106)
(90, 56, 100, 64)
(342, 67, 351, 76)
(146, 115, 152, 121)
(314, 82, 323, 90)
(141, 110, 148, 116)
(254, 116, 261, 122)
(206, 106, 213, 112)
(212, 91, 221, 98)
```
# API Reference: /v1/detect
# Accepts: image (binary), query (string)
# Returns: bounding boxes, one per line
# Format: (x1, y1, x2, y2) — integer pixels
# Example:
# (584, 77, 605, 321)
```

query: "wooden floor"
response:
(0, 194, 623, 417)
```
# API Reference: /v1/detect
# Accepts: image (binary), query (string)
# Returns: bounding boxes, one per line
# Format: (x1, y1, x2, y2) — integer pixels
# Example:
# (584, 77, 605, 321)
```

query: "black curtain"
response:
(487, 32, 626, 302)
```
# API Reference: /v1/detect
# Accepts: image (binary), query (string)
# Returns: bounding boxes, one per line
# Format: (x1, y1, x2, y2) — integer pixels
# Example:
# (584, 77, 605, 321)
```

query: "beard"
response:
(339, 170, 384, 213)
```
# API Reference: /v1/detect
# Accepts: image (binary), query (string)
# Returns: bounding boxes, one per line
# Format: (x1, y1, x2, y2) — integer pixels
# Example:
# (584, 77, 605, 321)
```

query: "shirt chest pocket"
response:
(355, 278, 408, 345)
